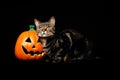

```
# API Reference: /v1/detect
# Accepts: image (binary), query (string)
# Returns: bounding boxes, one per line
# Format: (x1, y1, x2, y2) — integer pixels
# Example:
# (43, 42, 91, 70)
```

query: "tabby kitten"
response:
(34, 16, 56, 53)
(34, 16, 93, 63)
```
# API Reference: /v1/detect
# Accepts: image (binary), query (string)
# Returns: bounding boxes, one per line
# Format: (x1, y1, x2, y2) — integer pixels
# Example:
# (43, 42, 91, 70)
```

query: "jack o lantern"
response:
(15, 25, 46, 60)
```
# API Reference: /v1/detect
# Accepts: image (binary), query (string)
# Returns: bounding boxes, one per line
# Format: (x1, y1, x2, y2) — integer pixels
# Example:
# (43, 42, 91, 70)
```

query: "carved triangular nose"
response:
(32, 45, 35, 48)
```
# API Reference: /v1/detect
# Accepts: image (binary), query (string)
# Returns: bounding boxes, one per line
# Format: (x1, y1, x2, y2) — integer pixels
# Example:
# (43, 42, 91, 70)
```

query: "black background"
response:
(0, 2, 113, 65)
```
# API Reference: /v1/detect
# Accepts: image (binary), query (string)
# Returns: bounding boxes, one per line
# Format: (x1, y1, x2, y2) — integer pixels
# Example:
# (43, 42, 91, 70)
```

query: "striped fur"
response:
(34, 17, 93, 63)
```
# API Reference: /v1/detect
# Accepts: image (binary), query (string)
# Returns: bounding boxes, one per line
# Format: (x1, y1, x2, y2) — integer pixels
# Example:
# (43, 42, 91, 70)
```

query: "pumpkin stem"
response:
(29, 25, 35, 30)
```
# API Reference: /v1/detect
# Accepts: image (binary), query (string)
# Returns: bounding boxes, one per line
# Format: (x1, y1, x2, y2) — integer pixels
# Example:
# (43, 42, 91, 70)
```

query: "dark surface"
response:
(0, 3, 112, 65)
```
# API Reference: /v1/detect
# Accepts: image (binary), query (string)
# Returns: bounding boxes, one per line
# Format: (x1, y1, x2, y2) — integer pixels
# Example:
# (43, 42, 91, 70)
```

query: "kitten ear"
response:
(49, 16, 55, 27)
(34, 18, 41, 27)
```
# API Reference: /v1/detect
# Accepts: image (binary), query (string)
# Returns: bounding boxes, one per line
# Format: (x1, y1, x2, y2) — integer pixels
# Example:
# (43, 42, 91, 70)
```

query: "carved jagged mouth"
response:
(22, 46, 43, 56)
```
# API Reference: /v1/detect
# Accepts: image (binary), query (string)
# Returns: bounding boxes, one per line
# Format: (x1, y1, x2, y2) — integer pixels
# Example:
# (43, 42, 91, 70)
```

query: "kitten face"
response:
(34, 16, 55, 37)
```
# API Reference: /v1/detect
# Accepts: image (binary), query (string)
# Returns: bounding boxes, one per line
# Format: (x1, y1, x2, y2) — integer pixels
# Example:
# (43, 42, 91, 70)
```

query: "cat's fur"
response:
(34, 16, 56, 53)
(34, 16, 93, 63)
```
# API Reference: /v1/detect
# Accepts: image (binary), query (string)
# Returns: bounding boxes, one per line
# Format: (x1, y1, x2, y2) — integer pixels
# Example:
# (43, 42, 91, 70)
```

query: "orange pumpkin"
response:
(15, 25, 46, 60)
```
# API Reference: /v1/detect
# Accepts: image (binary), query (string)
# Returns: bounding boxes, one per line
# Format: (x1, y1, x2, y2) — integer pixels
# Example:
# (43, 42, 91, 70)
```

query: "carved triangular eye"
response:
(26, 37, 31, 42)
